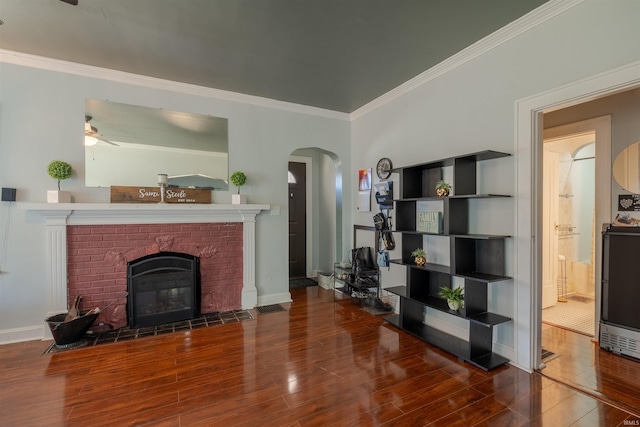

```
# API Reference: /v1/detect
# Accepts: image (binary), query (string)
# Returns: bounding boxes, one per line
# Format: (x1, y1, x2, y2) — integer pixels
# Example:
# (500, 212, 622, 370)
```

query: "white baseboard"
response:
(424, 313, 468, 341)
(493, 340, 516, 367)
(257, 292, 292, 307)
(425, 313, 517, 368)
(0, 325, 46, 345)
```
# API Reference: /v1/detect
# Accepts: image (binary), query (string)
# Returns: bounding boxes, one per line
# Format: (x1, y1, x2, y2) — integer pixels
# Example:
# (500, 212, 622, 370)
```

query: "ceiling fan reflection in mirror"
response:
(85, 115, 118, 147)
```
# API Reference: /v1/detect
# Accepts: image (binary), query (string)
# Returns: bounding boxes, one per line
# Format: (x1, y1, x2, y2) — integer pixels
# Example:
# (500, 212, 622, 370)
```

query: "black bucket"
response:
(45, 312, 99, 346)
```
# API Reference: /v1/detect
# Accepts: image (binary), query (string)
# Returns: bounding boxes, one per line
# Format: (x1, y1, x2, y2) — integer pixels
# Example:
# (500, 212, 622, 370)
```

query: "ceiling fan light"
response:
(85, 135, 98, 146)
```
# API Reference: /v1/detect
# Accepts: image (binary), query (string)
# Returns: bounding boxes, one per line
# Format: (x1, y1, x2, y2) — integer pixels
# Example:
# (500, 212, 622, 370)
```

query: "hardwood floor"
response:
(541, 323, 640, 419)
(1, 287, 639, 426)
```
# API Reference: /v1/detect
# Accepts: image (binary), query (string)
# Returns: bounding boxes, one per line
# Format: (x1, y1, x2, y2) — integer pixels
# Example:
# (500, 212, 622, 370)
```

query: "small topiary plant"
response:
(230, 171, 247, 194)
(47, 160, 74, 191)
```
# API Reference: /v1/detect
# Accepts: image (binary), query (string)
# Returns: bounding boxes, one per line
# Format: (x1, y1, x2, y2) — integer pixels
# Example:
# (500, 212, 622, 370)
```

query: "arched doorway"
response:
(288, 149, 343, 288)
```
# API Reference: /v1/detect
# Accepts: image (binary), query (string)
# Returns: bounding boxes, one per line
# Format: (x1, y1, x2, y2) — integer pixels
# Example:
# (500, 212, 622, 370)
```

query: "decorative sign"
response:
(110, 186, 211, 204)
(618, 194, 640, 211)
(416, 201, 443, 234)
(417, 211, 442, 233)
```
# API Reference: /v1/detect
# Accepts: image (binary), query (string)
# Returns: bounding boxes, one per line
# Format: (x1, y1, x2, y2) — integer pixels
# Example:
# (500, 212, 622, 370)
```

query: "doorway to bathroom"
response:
(542, 130, 596, 336)
(541, 115, 612, 338)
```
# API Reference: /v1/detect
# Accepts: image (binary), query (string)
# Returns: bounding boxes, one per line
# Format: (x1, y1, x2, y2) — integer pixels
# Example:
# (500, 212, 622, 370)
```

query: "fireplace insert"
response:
(127, 252, 200, 328)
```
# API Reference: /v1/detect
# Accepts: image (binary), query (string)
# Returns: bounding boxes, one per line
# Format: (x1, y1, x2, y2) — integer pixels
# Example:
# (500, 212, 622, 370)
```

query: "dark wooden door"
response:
(289, 162, 306, 279)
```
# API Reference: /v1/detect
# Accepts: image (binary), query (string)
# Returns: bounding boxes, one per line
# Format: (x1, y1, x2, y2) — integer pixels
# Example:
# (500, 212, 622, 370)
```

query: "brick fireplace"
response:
(67, 222, 243, 328)
(19, 203, 270, 335)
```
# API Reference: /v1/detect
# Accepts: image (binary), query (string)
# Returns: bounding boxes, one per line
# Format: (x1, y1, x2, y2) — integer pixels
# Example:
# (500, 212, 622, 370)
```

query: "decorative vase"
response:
(447, 299, 460, 311)
(47, 190, 71, 203)
(414, 256, 426, 267)
(232, 194, 247, 205)
(436, 188, 449, 197)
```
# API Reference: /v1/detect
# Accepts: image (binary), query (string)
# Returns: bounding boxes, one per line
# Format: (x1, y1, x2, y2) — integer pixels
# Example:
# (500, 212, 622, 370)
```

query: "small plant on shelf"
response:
(435, 180, 452, 197)
(411, 248, 426, 267)
(47, 160, 73, 191)
(438, 286, 464, 311)
(230, 171, 248, 204)
(230, 171, 247, 194)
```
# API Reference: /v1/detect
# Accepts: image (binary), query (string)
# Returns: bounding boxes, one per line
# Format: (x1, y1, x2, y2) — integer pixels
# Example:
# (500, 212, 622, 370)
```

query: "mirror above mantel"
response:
(85, 99, 229, 190)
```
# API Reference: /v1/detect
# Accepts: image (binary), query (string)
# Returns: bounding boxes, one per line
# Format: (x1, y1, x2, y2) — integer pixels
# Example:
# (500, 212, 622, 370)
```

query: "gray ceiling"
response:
(0, 0, 548, 113)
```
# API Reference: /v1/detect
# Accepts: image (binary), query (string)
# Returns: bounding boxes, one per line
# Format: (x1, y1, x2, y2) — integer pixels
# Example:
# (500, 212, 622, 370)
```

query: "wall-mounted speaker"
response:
(1, 188, 16, 202)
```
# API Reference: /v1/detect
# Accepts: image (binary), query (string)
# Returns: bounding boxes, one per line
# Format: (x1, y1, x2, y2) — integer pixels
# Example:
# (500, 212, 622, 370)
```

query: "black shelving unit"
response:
(384, 150, 512, 371)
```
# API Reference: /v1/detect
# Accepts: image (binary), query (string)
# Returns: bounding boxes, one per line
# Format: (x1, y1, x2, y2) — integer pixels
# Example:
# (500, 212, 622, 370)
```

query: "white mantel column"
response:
(242, 216, 258, 309)
(44, 211, 72, 316)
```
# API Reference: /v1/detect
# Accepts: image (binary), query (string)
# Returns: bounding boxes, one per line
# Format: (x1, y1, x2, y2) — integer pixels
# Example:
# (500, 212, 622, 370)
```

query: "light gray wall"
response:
(0, 63, 351, 337)
(351, 0, 640, 371)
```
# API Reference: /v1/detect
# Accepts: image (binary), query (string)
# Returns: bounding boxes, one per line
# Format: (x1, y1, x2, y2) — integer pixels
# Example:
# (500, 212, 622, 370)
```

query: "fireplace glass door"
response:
(128, 252, 200, 328)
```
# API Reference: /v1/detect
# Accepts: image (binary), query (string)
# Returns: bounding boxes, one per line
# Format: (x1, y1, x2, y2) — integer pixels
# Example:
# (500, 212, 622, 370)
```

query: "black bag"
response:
(382, 230, 395, 250)
(352, 246, 375, 273)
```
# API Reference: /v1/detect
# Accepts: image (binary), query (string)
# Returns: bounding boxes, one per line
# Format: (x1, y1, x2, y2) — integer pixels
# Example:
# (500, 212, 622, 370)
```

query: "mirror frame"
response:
(84, 99, 229, 190)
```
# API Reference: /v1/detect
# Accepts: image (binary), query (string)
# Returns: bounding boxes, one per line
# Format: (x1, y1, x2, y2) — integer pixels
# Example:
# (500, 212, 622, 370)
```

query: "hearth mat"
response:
(256, 304, 286, 314)
(43, 309, 254, 354)
(289, 278, 318, 289)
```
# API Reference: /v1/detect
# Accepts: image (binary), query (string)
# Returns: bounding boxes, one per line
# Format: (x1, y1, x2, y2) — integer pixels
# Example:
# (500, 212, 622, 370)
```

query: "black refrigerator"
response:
(600, 224, 640, 360)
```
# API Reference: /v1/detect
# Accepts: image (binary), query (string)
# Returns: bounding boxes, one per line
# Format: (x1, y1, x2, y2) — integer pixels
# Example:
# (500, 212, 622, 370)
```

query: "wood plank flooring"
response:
(1, 287, 639, 426)
(541, 323, 640, 419)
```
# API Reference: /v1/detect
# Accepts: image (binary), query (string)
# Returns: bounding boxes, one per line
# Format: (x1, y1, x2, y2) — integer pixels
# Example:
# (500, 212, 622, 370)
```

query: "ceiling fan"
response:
(59, 0, 79, 5)
(85, 115, 119, 146)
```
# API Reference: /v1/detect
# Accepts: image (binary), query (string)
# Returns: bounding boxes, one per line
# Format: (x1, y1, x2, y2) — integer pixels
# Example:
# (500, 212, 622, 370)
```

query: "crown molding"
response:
(0, 0, 583, 123)
(350, 0, 585, 120)
(0, 49, 350, 121)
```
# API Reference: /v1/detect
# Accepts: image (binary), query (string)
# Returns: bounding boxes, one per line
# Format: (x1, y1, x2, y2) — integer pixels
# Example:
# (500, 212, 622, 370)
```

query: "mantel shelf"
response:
(16, 202, 271, 225)
(17, 202, 271, 211)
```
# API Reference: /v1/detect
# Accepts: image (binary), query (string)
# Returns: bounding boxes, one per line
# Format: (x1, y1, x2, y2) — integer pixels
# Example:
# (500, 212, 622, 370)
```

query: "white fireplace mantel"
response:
(17, 203, 271, 315)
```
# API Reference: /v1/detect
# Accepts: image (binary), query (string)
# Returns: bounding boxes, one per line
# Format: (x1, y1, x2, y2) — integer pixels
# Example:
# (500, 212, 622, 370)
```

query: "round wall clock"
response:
(376, 158, 393, 179)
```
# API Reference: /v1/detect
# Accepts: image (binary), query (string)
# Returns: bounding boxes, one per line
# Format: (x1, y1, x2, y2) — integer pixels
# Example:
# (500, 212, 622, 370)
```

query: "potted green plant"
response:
(438, 286, 464, 311)
(230, 171, 247, 204)
(411, 248, 426, 266)
(435, 180, 452, 197)
(47, 160, 73, 203)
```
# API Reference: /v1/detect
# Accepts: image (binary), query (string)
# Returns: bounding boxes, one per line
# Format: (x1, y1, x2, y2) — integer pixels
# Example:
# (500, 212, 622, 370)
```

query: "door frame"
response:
(515, 60, 640, 372)
(289, 155, 313, 278)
